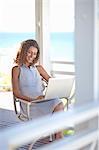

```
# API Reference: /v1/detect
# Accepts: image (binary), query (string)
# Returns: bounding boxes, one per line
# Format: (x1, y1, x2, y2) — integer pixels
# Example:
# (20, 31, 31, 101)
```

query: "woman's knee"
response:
(53, 102, 64, 112)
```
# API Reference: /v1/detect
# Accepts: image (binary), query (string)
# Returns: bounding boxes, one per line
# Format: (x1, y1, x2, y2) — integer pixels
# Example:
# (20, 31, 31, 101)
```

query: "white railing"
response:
(40, 131, 99, 150)
(0, 101, 99, 150)
(51, 60, 75, 76)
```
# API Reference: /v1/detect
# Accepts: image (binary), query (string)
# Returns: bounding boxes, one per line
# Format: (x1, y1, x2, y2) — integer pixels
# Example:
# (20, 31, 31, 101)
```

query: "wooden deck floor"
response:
(0, 108, 52, 149)
(0, 92, 74, 149)
(0, 92, 52, 149)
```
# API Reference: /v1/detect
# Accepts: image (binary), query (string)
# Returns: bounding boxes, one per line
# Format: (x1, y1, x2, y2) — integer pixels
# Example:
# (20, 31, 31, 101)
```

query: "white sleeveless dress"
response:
(19, 64, 62, 119)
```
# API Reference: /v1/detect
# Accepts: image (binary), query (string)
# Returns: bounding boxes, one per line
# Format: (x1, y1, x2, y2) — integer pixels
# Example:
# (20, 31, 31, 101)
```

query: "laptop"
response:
(34, 77, 74, 102)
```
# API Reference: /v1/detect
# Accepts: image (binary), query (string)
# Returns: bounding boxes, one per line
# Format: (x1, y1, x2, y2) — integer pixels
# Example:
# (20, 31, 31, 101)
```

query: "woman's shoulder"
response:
(12, 65, 20, 73)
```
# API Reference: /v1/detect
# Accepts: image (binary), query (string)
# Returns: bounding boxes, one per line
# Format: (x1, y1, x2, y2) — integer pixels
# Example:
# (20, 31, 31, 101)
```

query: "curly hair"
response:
(14, 39, 40, 66)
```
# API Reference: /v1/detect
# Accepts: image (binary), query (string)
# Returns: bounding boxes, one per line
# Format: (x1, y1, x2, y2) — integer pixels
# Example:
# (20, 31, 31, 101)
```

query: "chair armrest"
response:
(15, 97, 46, 105)
(67, 92, 75, 101)
(14, 97, 32, 105)
(15, 96, 46, 104)
(62, 92, 75, 110)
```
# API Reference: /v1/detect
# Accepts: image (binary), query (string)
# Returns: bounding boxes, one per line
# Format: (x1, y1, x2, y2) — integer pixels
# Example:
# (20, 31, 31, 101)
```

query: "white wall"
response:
(75, 0, 99, 105)
(75, 1, 99, 149)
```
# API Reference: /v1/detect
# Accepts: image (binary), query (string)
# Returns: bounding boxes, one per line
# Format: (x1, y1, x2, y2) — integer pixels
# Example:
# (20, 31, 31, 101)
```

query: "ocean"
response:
(0, 32, 74, 61)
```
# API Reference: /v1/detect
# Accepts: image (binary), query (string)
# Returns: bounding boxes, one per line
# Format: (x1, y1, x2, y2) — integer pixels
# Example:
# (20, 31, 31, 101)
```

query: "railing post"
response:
(75, 0, 99, 149)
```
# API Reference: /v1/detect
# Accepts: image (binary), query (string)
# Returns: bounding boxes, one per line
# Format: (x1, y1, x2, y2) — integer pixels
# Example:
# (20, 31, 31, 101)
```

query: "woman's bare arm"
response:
(36, 65, 51, 82)
(12, 66, 32, 102)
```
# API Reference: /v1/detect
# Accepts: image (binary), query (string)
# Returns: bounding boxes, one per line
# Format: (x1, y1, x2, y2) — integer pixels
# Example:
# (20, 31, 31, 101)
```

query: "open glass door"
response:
(50, 0, 75, 77)
(0, 0, 35, 92)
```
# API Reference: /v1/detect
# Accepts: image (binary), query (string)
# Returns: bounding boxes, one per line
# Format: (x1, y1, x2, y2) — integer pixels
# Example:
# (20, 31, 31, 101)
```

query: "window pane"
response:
(50, 0, 75, 77)
(50, 0, 74, 62)
(0, 0, 35, 91)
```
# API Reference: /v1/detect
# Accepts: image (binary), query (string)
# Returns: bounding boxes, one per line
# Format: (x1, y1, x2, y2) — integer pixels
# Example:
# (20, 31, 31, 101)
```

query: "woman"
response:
(12, 39, 64, 139)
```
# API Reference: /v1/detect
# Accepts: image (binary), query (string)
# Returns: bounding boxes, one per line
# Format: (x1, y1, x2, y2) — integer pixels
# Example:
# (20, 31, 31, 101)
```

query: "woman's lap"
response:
(21, 98, 62, 119)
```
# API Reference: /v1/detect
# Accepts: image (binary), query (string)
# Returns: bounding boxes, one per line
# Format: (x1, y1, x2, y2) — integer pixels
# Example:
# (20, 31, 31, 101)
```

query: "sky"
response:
(0, 0, 74, 32)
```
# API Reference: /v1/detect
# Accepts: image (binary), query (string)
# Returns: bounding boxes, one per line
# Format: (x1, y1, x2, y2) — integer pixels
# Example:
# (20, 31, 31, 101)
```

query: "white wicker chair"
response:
(13, 79, 75, 149)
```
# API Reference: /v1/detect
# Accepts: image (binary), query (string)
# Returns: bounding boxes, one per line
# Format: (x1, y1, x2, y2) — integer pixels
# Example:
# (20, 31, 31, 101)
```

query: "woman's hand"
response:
(36, 95, 45, 100)
(31, 95, 45, 102)
(37, 95, 45, 99)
